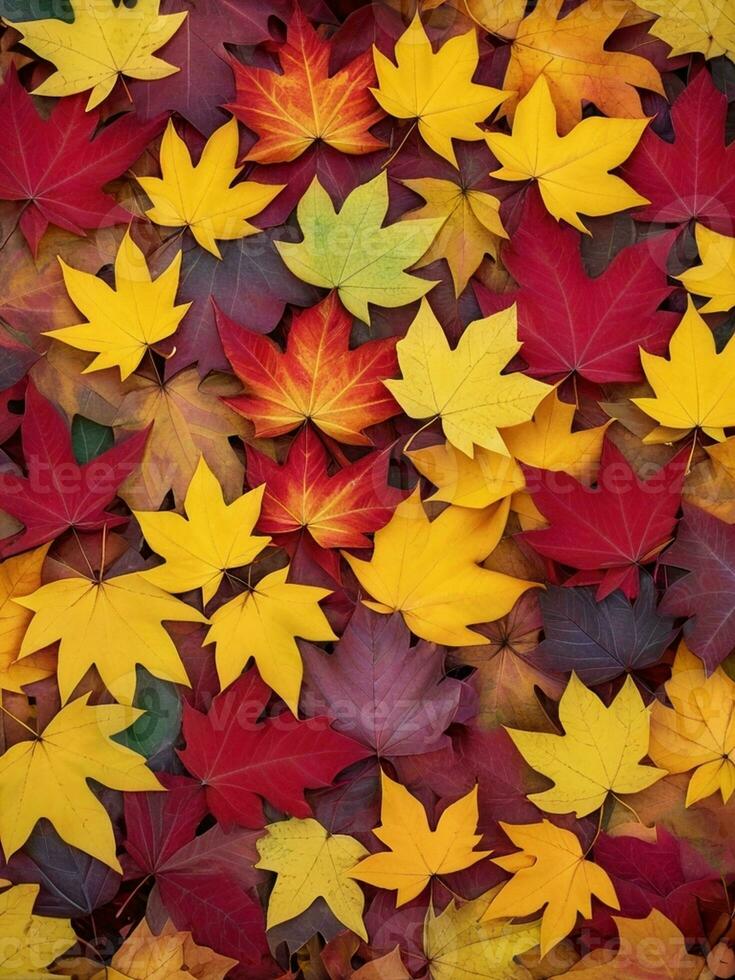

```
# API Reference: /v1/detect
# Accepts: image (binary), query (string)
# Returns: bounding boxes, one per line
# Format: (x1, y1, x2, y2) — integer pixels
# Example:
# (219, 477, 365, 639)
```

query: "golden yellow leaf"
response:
(16, 571, 205, 705)
(483, 820, 619, 957)
(0, 881, 75, 978)
(98, 918, 237, 980)
(461, 0, 528, 38)
(0, 545, 55, 694)
(506, 673, 665, 817)
(343, 489, 538, 645)
(633, 297, 735, 443)
(639, 0, 735, 62)
(677, 223, 735, 313)
(0, 694, 161, 870)
(385, 299, 551, 457)
(138, 118, 284, 259)
(6, 0, 187, 110)
(408, 441, 525, 509)
(256, 817, 368, 940)
(45, 229, 190, 380)
(486, 76, 649, 233)
(347, 771, 490, 904)
(371, 14, 508, 166)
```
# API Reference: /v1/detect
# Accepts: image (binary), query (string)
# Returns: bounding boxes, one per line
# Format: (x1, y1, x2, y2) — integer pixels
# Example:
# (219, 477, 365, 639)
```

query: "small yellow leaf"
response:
(640, 0, 735, 62)
(409, 441, 525, 509)
(101, 918, 237, 980)
(0, 882, 75, 978)
(677, 223, 735, 313)
(0, 545, 55, 694)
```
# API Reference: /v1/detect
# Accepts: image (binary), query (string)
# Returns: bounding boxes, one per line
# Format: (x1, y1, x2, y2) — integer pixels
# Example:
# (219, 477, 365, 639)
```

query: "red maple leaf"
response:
(0, 384, 147, 556)
(0, 67, 164, 256)
(217, 292, 400, 445)
(474, 189, 678, 383)
(522, 439, 688, 599)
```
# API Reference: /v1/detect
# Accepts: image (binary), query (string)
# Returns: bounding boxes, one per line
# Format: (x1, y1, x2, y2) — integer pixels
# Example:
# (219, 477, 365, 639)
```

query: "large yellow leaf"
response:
(649, 642, 735, 806)
(371, 14, 508, 166)
(256, 817, 368, 940)
(423, 887, 541, 980)
(483, 821, 619, 957)
(0, 694, 161, 870)
(0, 882, 75, 978)
(136, 456, 270, 605)
(633, 297, 735, 443)
(347, 771, 489, 904)
(640, 0, 735, 62)
(6, 0, 187, 110)
(138, 118, 283, 259)
(486, 76, 648, 233)
(343, 489, 538, 645)
(677, 223, 735, 313)
(385, 299, 551, 457)
(45, 229, 190, 380)
(16, 571, 205, 705)
(0, 546, 55, 694)
(408, 441, 524, 509)
(506, 673, 665, 817)
(501, 0, 663, 134)
(205, 566, 335, 713)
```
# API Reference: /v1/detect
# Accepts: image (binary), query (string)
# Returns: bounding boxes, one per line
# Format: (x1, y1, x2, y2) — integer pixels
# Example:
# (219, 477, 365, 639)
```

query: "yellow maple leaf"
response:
(205, 566, 336, 713)
(640, 0, 735, 62)
(98, 918, 237, 980)
(401, 177, 507, 295)
(138, 118, 284, 259)
(483, 820, 619, 957)
(0, 881, 75, 978)
(650, 643, 735, 806)
(633, 296, 735, 443)
(486, 75, 649, 233)
(501, 0, 663, 134)
(136, 456, 270, 605)
(423, 886, 541, 980)
(506, 673, 665, 817)
(371, 14, 508, 167)
(343, 489, 537, 645)
(6, 0, 187, 110)
(385, 299, 551, 458)
(45, 229, 190, 380)
(0, 694, 161, 870)
(347, 771, 490, 904)
(256, 817, 368, 940)
(0, 545, 55, 694)
(16, 571, 205, 705)
(408, 441, 525, 509)
(677, 223, 735, 313)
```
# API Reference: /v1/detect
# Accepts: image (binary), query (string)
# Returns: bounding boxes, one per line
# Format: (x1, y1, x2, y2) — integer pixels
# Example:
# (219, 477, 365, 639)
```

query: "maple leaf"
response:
(501, 0, 663, 134)
(400, 176, 506, 296)
(634, 298, 735, 443)
(372, 14, 507, 167)
(408, 440, 524, 509)
(0, 545, 55, 694)
(217, 292, 400, 445)
(506, 673, 665, 817)
(621, 69, 735, 234)
(0, 882, 75, 978)
(275, 172, 442, 322)
(423, 888, 541, 980)
(246, 427, 402, 550)
(45, 229, 190, 380)
(0, 383, 147, 557)
(0, 694, 160, 870)
(343, 489, 538, 645)
(462, 0, 527, 37)
(523, 438, 688, 599)
(0, 67, 164, 256)
(102, 917, 237, 980)
(16, 570, 205, 705)
(641, 0, 735, 62)
(650, 643, 735, 806)
(137, 117, 283, 258)
(483, 820, 619, 956)
(178, 669, 369, 827)
(301, 605, 464, 757)
(136, 455, 269, 605)
(534, 576, 676, 684)
(677, 223, 735, 313)
(229, 5, 384, 164)
(347, 771, 490, 904)
(205, 565, 336, 713)
(386, 299, 551, 458)
(256, 817, 369, 939)
(474, 189, 678, 382)
(6, 0, 187, 110)
(486, 76, 649, 233)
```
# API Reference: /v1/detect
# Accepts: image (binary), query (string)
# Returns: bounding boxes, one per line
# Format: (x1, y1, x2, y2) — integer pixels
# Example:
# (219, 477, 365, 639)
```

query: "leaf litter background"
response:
(0, 0, 734, 977)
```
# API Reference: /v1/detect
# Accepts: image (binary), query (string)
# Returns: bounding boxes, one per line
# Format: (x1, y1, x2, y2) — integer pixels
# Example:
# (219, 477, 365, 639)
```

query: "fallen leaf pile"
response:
(0, 0, 734, 977)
